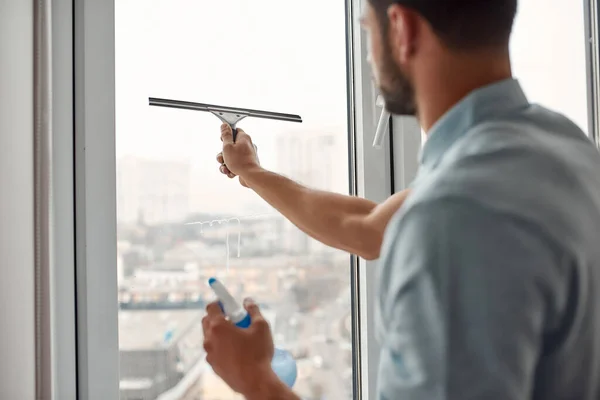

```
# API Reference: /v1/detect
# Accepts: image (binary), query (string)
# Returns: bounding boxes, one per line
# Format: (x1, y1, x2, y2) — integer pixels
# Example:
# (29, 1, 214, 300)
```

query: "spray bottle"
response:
(208, 277, 298, 388)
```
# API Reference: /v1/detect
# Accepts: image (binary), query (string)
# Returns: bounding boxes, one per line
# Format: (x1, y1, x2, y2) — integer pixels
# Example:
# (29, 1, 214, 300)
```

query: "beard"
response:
(377, 35, 417, 116)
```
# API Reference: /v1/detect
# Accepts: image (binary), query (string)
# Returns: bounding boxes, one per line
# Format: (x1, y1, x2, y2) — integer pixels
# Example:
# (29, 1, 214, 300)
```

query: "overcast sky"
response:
(115, 0, 588, 214)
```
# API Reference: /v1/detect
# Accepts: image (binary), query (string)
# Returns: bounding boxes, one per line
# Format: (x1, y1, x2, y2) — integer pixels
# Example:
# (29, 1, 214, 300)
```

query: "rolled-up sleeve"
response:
(376, 198, 561, 400)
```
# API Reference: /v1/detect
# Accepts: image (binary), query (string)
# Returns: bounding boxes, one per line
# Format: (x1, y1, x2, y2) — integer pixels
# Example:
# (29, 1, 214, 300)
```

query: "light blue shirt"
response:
(376, 79, 600, 400)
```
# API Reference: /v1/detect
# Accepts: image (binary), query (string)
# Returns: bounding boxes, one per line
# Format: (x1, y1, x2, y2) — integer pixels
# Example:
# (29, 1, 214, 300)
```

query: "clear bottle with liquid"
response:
(208, 277, 298, 388)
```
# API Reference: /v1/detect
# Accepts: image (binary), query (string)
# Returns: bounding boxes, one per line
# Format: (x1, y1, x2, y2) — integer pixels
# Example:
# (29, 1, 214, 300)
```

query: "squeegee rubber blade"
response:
(148, 97, 302, 123)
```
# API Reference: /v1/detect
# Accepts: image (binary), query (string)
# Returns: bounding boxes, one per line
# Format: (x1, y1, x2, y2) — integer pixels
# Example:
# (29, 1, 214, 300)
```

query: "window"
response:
(419, 3, 591, 151)
(115, 1, 354, 399)
(65, 0, 598, 399)
(510, 0, 589, 134)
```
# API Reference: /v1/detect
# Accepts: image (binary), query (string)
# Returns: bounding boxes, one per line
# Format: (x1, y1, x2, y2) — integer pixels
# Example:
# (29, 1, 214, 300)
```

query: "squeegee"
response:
(149, 97, 303, 141)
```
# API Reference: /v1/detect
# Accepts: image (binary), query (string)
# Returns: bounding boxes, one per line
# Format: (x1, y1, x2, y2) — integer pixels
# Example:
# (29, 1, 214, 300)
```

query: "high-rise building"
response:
(275, 130, 348, 254)
(117, 157, 192, 224)
(276, 131, 344, 192)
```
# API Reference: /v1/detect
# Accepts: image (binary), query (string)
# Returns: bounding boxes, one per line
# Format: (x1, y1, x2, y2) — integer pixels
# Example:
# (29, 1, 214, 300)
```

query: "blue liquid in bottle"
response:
(208, 278, 297, 388)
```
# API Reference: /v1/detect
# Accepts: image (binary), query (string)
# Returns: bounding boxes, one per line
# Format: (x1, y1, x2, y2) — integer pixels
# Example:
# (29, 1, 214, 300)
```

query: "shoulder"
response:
(406, 115, 599, 246)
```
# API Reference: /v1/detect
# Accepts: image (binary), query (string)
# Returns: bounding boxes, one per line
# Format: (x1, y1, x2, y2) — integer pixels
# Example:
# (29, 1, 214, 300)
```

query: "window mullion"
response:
(74, 0, 119, 398)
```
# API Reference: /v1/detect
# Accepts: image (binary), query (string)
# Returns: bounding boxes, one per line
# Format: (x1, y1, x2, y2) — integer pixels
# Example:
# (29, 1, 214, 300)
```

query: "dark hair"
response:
(369, 0, 518, 50)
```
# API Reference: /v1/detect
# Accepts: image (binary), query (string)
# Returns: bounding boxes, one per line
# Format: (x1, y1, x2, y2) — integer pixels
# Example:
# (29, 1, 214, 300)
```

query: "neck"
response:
(415, 48, 512, 132)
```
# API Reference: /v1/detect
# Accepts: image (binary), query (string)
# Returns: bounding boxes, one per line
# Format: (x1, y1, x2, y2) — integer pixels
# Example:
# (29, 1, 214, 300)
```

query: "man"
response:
(202, 0, 600, 398)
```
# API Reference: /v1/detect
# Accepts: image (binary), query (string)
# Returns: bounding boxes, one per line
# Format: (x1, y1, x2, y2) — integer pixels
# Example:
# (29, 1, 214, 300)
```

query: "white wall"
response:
(0, 1, 36, 399)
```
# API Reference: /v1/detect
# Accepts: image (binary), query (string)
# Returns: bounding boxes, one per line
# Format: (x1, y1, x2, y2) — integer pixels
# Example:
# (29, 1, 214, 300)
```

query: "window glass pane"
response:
(510, 0, 589, 133)
(115, 1, 353, 399)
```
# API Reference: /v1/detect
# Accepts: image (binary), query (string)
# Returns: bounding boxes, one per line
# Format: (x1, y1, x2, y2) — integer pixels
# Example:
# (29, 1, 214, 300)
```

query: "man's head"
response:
(361, 0, 518, 116)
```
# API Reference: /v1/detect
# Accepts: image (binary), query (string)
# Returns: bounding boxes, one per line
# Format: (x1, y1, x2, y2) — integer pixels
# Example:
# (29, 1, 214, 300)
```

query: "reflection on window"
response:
(115, 0, 352, 399)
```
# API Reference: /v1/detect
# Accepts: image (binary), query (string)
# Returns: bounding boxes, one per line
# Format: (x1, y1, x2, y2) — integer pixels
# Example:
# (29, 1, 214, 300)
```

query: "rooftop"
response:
(119, 309, 201, 350)
(119, 308, 279, 351)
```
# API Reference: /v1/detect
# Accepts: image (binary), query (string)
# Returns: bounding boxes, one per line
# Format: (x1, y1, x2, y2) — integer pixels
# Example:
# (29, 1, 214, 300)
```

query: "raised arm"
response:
(218, 124, 410, 260)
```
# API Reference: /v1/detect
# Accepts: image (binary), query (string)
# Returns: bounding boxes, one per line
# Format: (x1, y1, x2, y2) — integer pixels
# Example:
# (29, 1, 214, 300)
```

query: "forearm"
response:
(242, 167, 382, 259)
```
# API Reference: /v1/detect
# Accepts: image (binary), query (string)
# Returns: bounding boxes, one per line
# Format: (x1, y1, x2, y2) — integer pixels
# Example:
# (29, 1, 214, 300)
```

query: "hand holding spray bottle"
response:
(208, 277, 298, 388)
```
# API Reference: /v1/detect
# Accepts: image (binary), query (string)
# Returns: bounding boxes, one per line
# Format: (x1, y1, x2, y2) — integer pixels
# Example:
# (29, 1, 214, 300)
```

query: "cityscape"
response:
(116, 131, 354, 400)
(115, 0, 354, 397)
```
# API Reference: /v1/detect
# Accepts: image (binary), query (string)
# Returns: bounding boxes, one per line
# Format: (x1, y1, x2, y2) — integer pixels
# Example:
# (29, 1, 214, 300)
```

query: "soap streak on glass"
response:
(184, 213, 277, 272)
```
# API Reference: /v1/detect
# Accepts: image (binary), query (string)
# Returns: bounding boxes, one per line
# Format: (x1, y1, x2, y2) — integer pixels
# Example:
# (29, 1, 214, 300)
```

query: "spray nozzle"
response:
(208, 277, 251, 328)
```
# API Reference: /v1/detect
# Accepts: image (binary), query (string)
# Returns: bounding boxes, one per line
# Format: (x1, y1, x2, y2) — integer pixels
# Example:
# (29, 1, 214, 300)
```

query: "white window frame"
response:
(46, 0, 79, 398)
(44, 0, 599, 399)
(73, 0, 120, 398)
(586, 0, 600, 143)
(347, 0, 392, 396)
(1, 1, 37, 399)
(347, 1, 423, 399)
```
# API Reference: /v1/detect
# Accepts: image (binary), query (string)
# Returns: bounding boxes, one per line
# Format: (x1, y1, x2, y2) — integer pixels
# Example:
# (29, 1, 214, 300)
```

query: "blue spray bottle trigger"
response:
(207, 278, 297, 388)
(233, 311, 252, 328)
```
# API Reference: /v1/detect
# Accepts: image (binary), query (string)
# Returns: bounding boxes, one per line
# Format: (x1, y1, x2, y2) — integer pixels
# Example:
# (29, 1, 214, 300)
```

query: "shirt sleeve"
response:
(376, 198, 563, 400)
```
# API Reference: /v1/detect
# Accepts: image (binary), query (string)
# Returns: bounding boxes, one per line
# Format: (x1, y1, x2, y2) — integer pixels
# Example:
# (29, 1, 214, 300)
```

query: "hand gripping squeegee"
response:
(149, 97, 303, 141)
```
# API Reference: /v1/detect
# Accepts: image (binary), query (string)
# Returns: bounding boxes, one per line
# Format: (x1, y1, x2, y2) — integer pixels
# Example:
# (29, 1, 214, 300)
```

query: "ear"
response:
(387, 5, 419, 64)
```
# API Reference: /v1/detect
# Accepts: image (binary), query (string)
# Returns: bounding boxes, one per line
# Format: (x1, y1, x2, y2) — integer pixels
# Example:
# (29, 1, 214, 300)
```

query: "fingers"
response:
(221, 124, 253, 146)
(235, 127, 247, 140)
(228, 126, 252, 145)
(244, 298, 263, 319)
(219, 164, 230, 175)
(203, 302, 228, 339)
(243, 299, 271, 335)
(219, 125, 257, 182)
(203, 316, 228, 366)
(219, 164, 236, 179)
(202, 315, 210, 332)
(217, 152, 237, 179)
(221, 124, 234, 145)
(203, 302, 227, 355)
(206, 300, 224, 317)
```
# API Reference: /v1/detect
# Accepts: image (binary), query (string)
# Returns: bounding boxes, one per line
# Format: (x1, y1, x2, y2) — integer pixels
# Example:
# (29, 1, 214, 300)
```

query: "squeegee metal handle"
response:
(230, 124, 238, 142)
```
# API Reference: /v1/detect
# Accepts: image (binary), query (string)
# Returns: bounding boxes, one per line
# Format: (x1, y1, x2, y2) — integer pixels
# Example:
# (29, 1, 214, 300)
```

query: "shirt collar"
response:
(420, 78, 529, 168)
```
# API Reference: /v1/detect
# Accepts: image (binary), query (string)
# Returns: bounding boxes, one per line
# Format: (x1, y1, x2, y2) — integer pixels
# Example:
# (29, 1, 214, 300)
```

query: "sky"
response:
(115, 0, 349, 159)
(115, 0, 350, 214)
(115, 0, 589, 214)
